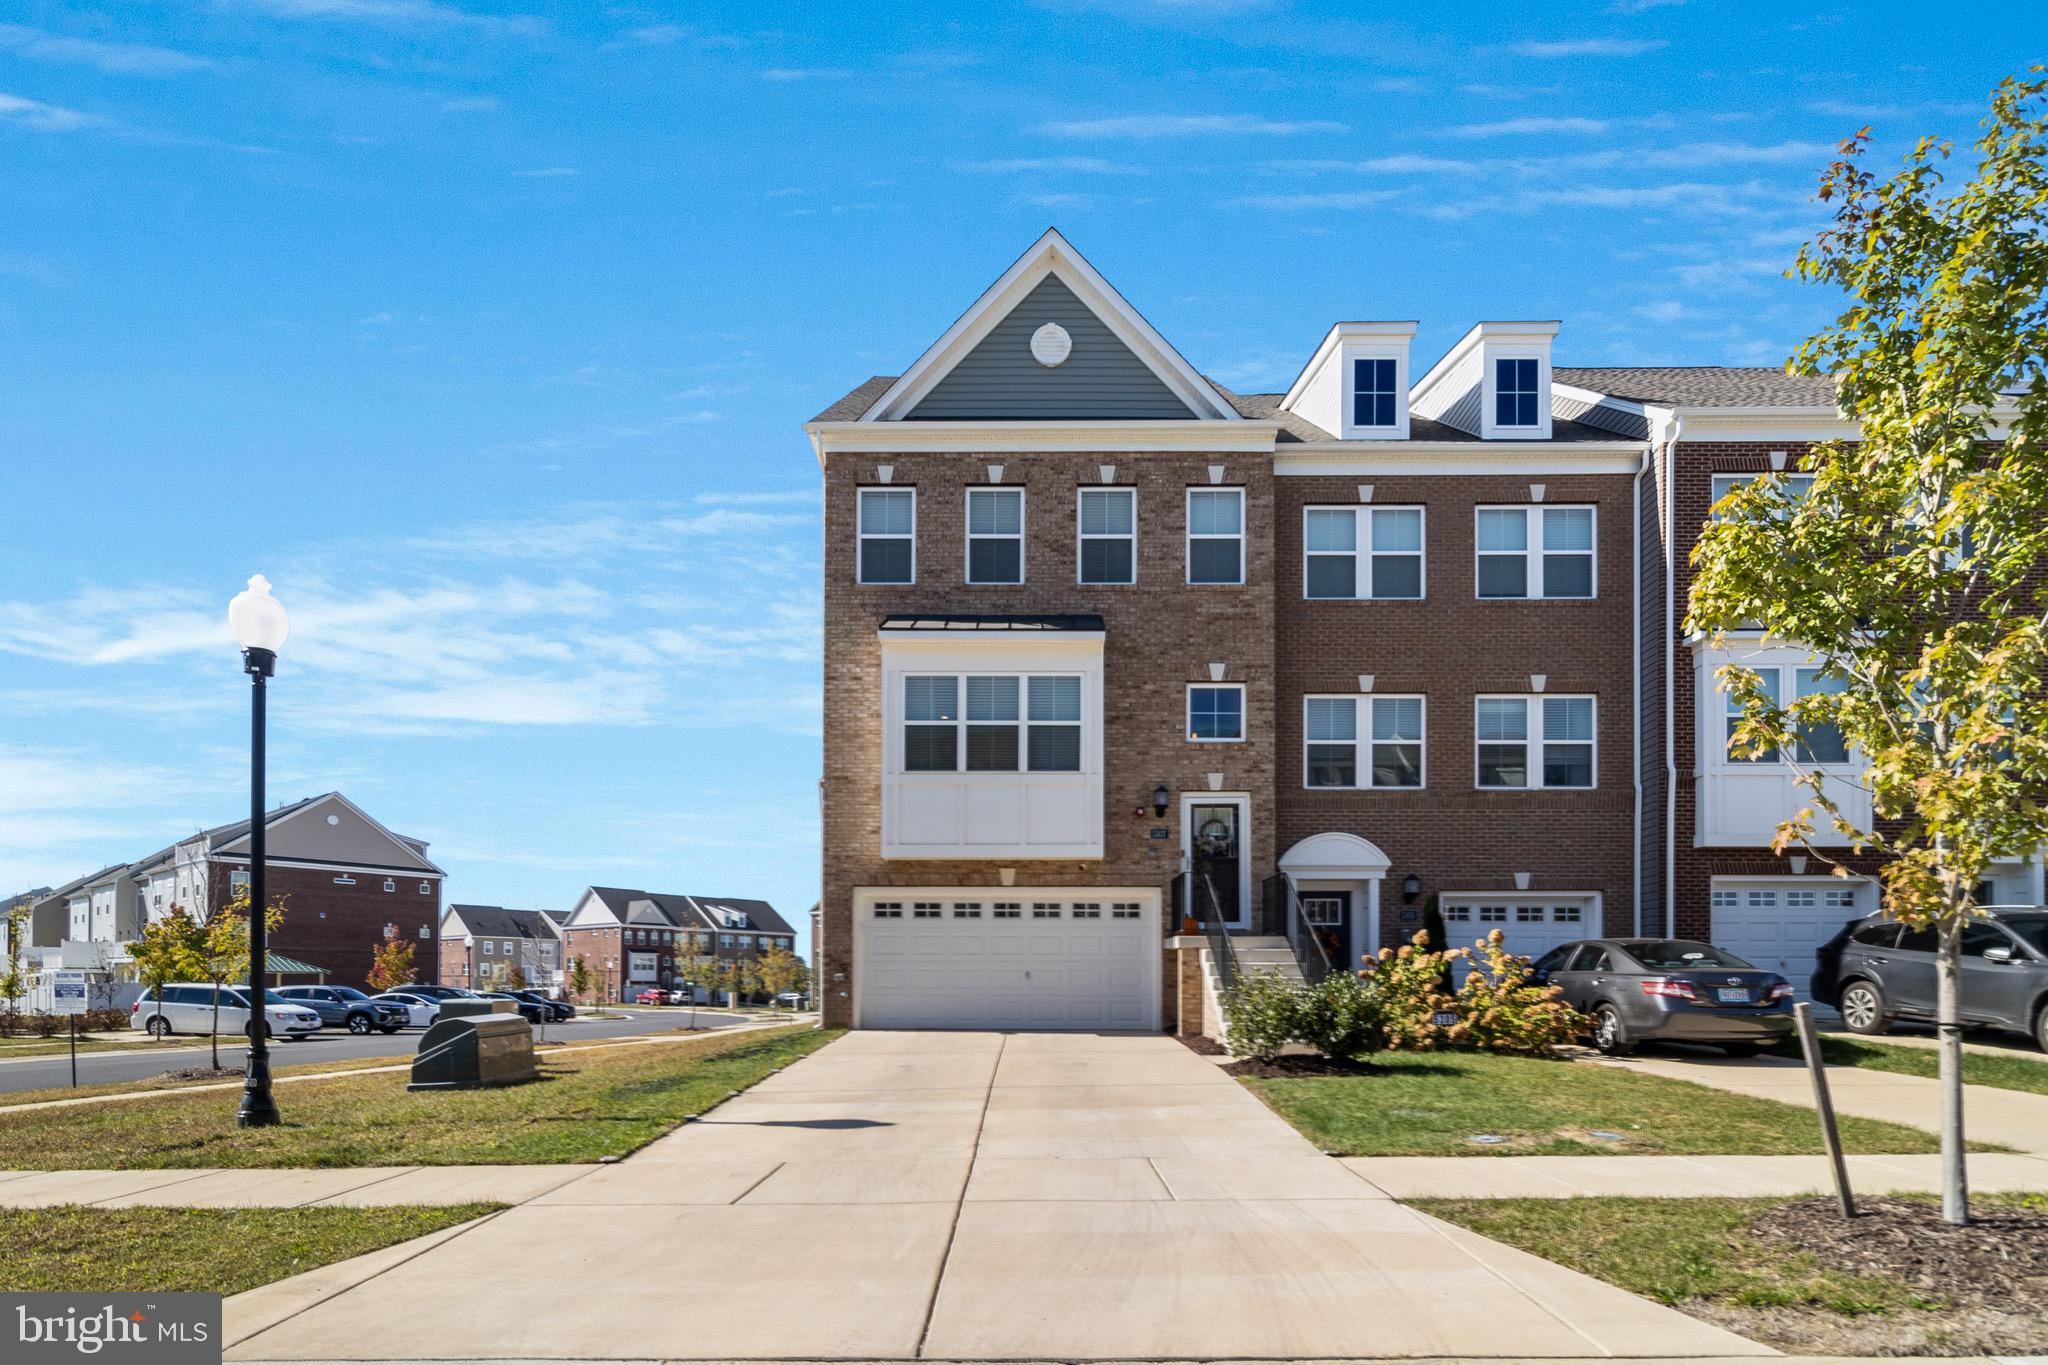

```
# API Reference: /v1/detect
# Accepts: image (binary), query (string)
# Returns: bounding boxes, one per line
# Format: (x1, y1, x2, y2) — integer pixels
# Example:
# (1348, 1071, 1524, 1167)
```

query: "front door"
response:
(1187, 800, 1244, 927)
(1302, 893, 1349, 967)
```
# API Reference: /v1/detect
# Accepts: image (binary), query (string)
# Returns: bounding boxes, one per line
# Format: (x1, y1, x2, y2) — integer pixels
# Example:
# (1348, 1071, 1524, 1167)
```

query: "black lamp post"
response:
(229, 574, 289, 1129)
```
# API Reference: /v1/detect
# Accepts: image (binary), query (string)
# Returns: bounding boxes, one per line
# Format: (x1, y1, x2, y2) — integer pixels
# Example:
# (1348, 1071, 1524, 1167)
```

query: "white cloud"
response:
(1232, 189, 1397, 210)
(1460, 83, 1561, 101)
(230, 0, 542, 31)
(1439, 116, 1610, 138)
(1039, 113, 1346, 138)
(1507, 37, 1668, 57)
(1608, 0, 1684, 10)
(0, 24, 210, 75)
(513, 166, 577, 178)
(760, 67, 853, 81)
(1635, 299, 1687, 322)
(958, 156, 1145, 174)
(0, 92, 110, 133)
(440, 94, 498, 112)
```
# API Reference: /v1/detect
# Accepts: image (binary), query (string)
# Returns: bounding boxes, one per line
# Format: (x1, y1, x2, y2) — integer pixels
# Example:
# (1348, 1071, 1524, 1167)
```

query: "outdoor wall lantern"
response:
(1152, 784, 1170, 818)
(1401, 872, 1422, 903)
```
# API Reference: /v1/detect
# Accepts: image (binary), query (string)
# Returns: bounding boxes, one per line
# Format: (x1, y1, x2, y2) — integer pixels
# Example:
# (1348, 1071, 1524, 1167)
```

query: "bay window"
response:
(1476, 695, 1595, 789)
(902, 673, 1081, 773)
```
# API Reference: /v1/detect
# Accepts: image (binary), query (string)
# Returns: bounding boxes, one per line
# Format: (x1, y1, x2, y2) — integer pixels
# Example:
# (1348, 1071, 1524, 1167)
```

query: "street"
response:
(0, 1009, 772, 1096)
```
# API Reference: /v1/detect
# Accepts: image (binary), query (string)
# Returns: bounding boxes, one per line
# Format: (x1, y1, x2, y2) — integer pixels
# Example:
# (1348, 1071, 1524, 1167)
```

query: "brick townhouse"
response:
(28, 791, 445, 991)
(439, 903, 563, 993)
(805, 229, 2038, 1034)
(558, 886, 797, 1003)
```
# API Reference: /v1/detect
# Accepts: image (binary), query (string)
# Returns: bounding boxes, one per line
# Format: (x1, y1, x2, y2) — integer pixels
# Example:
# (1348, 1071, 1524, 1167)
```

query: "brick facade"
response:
(213, 862, 441, 991)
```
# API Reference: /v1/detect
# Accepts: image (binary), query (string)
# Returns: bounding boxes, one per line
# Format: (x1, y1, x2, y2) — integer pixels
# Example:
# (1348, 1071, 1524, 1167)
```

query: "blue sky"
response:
(2, 0, 2037, 953)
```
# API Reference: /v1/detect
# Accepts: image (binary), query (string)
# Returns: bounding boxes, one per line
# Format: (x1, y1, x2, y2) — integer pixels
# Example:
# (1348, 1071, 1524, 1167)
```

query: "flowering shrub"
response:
(1220, 969, 1302, 1060)
(1360, 933, 1465, 1050)
(1360, 930, 1577, 1054)
(1451, 930, 1581, 1054)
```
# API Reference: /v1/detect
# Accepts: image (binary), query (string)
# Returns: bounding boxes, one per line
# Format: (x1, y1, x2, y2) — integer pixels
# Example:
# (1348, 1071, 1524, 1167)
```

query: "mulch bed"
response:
(1172, 1033, 1226, 1056)
(1219, 1054, 1380, 1079)
(1692, 1196, 2048, 1356)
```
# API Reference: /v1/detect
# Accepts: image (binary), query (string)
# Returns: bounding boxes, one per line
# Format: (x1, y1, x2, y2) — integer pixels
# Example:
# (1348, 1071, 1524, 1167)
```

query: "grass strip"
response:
(1776, 1034, 2048, 1097)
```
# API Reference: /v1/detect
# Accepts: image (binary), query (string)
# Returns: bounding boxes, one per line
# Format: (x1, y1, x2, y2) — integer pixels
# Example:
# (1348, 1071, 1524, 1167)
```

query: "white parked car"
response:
(370, 992, 440, 1028)
(132, 984, 323, 1040)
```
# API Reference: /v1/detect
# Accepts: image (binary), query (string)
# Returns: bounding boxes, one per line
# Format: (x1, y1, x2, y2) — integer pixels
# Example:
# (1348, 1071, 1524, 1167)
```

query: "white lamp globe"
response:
(228, 575, 290, 653)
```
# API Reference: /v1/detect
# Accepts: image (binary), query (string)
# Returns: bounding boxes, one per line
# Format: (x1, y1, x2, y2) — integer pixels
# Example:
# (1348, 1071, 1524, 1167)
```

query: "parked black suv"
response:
(1814, 911, 2048, 1050)
(507, 989, 574, 1021)
(274, 985, 408, 1034)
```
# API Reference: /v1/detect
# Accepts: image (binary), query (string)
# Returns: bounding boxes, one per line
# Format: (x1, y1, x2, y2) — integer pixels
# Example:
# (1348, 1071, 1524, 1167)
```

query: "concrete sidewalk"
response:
(1597, 1049, 2048, 1149)
(221, 1031, 1774, 1362)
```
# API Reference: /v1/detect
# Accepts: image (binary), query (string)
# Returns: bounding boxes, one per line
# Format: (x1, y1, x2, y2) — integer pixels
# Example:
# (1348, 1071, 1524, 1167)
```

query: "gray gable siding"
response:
(906, 275, 1197, 420)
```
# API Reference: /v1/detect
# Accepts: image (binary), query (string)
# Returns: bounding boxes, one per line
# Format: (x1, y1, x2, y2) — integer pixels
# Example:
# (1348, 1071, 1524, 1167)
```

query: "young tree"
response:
(129, 906, 205, 1042)
(568, 954, 593, 1004)
(1689, 72, 2048, 1226)
(504, 961, 528, 990)
(197, 888, 288, 1070)
(753, 945, 805, 1005)
(366, 930, 415, 993)
(1, 898, 32, 1035)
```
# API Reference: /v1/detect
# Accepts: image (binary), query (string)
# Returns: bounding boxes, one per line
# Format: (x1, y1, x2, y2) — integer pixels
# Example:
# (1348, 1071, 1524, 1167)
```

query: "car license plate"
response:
(1715, 987, 1750, 1004)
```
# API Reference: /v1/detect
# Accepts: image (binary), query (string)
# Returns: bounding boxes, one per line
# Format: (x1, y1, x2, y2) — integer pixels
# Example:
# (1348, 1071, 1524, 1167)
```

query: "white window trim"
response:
(965, 487, 1026, 585)
(1344, 352, 1409, 439)
(1185, 486, 1245, 586)
(900, 671, 1085, 775)
(1075, 487, 1137, 586)
(1186, 682, 1246, 744)
(1303, 693, 1428, 790)
(1479, 345, 1553, 440)
(1716, 662, 1855, 769)
(1302, 504, 1427, 601)
(1474, 694, 1597, 791)
(857, 487, 916, 586)
(1711, 471, 1815, 513)
(1474, 504, 1597, 600)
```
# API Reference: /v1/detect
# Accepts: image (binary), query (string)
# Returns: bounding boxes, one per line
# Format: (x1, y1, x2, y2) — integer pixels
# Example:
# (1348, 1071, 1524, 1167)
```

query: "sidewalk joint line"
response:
(913, 1033, 1004, 1360)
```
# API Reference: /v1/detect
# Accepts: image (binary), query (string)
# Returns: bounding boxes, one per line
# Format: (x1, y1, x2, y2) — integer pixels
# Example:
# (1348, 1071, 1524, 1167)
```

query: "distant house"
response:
(559, 887, 796, 1002)
(29, 792, 445, 990)
(439, 904, 564, 993)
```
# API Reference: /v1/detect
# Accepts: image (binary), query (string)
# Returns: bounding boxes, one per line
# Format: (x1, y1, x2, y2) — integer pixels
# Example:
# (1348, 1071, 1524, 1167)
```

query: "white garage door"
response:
(1442, 898, 1594, 973)
(1710, 880, 1870, 996)
(858, 893, 1159, 1030)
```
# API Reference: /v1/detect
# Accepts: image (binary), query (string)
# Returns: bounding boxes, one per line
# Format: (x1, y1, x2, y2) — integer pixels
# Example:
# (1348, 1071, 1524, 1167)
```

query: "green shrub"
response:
(1221, 969, 1302, 1060)
(1295, 971, 1385, 1061)
(83, 1008, 130, 1034)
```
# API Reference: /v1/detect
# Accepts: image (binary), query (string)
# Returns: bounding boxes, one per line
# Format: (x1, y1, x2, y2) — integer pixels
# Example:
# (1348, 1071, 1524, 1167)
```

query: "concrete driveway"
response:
(226, 1031, 1769, 1362)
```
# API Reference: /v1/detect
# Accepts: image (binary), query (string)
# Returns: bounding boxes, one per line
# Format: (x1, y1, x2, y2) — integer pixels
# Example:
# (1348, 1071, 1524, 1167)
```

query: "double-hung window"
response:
(1304, 506, 1424, 599)
(1476, 695, 1595, 789)
(967, 489, 1024, 584)
(1077, 488, 1135, 584)
(1304, 696, 1425, 789)
(1711, 472, 1814, 514)
(1724, 667, 1780, 763)
(902, 674, 1081, 773)
(1187, 684, 1244, 743)
(1724, 666, 1849, 764)
(1495, 357, 1540, 428)
(1352, 358, 1398, 429)
(1187, 488, 1244, 584)
(857, 488, 915, 584)
(1475, 506, 1594, 599)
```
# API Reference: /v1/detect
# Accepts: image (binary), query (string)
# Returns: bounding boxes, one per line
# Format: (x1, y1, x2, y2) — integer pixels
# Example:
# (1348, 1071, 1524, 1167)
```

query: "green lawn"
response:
(1412, 1196, 1948, 1311)
(0, 1025, 839, 1170)
(0, 1033, 145, 1059)
(1242, 1051, 1969, 1155)
(1783, 1034, 2048, 1097)
(3, 1204, 502, 1294)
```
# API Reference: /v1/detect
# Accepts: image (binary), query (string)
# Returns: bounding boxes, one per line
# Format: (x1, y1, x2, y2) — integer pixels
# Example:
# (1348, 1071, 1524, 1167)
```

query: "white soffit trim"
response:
(1672, 407, 1859, 442)
(859, 228, 1242, 424)
(1275, 444, 1644, 476)
(809, 420, 1280, 455)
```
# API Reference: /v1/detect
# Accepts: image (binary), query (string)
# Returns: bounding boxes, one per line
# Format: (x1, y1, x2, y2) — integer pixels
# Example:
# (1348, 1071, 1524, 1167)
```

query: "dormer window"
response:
(1495, 358, 1540, 428)
(1352, 359, 1398, 429)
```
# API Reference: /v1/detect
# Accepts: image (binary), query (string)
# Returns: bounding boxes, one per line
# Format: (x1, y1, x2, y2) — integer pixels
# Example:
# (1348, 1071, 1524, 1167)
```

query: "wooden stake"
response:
(1794, 1001, 1855, 1218)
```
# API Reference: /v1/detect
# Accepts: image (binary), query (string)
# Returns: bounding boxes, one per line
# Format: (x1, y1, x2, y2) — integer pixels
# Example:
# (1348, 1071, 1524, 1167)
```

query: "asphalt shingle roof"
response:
(1555, 366, 1840, 409)
(578, 887, 794, 937)
(446, 904, 561, 940)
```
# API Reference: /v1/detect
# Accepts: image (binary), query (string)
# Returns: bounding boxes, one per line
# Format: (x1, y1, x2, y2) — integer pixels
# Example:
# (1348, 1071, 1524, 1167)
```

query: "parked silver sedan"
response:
(368, 991, 440, 1028)
(1530, 938, 1797, 1057)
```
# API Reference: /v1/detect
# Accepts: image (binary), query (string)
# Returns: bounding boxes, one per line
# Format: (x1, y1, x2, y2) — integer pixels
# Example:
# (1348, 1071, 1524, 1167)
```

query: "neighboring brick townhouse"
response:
(558, 886, 798, 1003)
(439, 904, 564, 993)
(804, 229, 2042, 1034)
(27, 792, 445, 991)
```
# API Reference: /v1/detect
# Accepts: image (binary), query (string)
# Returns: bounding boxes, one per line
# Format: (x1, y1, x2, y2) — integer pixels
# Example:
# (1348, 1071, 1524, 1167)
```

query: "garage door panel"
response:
(859, 893, 1158, 1031)
(1711, 880, 1870, 999)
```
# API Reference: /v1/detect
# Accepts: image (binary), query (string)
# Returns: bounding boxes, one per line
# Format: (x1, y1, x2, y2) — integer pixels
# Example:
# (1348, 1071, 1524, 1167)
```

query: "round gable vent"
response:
(1030, 322, 1072, 368)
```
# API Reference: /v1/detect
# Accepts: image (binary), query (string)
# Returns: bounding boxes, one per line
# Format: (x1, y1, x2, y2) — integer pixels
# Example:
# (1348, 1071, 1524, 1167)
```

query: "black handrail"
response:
(1283, 881, 1334, 986)
(1190, 868, 1239, 992)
